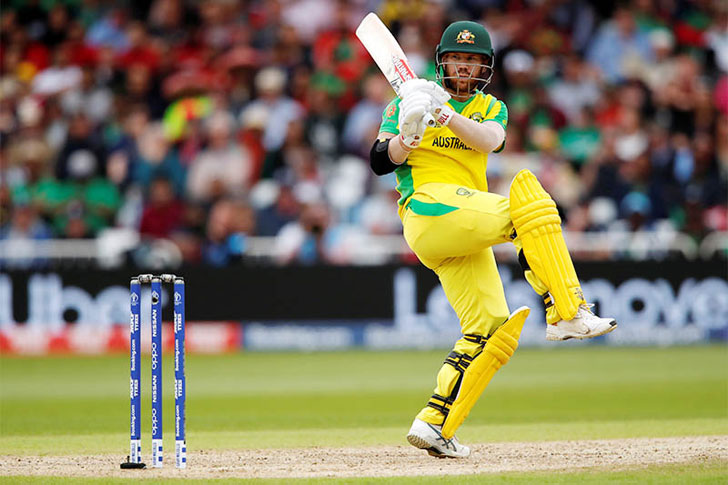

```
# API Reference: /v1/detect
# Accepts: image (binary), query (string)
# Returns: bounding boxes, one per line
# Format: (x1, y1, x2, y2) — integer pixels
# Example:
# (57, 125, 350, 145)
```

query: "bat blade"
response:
(356, 12, 435, 126)
(355, 12, 416, 95)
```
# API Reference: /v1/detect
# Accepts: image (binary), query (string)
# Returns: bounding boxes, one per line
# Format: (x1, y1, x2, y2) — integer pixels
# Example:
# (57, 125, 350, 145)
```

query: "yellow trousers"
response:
(402, 183, 558, 425)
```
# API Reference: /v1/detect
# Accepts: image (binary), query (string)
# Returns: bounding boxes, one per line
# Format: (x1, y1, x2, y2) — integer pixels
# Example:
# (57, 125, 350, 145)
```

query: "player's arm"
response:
(370, 92, 430, 175)
(418, 80, 506, 153)
(370, 132, 411, 175)
(436, 107, 506, 153)
(446, 116, 505, 154)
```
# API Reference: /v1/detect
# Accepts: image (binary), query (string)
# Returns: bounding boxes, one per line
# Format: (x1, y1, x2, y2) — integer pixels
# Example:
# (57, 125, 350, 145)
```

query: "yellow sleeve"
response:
(484, 99, 508, 130)
(484, 97, 508, 153)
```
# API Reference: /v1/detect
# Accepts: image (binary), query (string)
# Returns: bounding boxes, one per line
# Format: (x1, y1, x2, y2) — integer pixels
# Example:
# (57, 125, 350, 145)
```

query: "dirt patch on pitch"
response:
(1, 435, 726, 479)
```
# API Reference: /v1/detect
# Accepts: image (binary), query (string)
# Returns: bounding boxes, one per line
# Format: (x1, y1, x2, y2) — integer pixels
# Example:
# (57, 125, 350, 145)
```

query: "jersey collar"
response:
(436, 79, 481, 113)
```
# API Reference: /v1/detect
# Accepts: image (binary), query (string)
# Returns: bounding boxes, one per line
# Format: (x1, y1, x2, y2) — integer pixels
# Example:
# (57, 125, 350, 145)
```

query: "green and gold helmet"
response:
(435, 21, 495, 94)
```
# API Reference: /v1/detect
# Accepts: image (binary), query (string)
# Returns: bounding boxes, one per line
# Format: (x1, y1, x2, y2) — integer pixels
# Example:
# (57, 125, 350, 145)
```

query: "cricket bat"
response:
(356, 12, 435, 126)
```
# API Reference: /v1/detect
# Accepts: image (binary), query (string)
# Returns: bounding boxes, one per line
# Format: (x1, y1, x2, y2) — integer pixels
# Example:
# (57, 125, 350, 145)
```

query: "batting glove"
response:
(398, 91, 431, 149)
(423, 81, 454, 126)
(398, 78, 430, 100)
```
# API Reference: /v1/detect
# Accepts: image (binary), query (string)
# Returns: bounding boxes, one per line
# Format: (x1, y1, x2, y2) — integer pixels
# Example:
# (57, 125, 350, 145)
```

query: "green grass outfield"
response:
(1, 345, 727, 482)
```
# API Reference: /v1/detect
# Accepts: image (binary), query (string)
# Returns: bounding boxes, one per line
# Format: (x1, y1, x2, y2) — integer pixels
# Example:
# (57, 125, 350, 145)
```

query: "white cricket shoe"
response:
(406, 418, 470, 458)
(546, 304, 617, 341)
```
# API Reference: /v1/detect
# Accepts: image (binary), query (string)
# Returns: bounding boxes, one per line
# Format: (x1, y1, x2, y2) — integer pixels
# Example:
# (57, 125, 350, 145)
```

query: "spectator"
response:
(638, 29, 678, 91)
(270, 24, 307, 69)
(16, 0, 46, 42)
(615, 108, 648, 164)
(85, 8, 130, 52)
(686, 132, 726, 211)
(6, 136, 53, 195)
(0, 196, 53, 269)
(0, 182, 11, 226)
(202, 198, 255, 266)
(342, 74, 390, 157)
(274, 201, 332, 265)
(219, 45, 261, 111)
(282, 0, 337, 43)
(584, 130, 631, 206)
(620, 191, 653, 231)
(147, 0, 188, 45)
(238, 103, 267, 180)
(55, 113, 105, 180)
(548, 55, 601, 123)
(657, 54, 710, 136)
(139, 176, 185, 239)
(55, 149, 122, 237)
(241, 67, 304, 152)
(31, 43, 82, 96)
(133, 121, 186, 195)
(0, 0, 723, 264)
(558, 107, 601, 170)
(60, 65, 113, 124)
(311, 1, 370, 87)
(42, 4, 70, 47)
(501, 49, 537, 129)
(304, 81, 344, 159)
(705, 9, 728, 73)
(186, 111, 252, 203)
(252, 182, 300, 237)
(359, 174, 402, 236)
(124, 63, 165, 119)
(198, 0, 240, 50)
(116, 21, 161, 72)
(586, 7, 654, 83)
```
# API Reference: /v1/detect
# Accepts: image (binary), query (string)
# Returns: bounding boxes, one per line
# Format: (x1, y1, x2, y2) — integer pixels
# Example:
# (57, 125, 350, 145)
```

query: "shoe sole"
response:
(406, 433, 430, 450)
(406, 433, 456, 459)
(546, 321, 618, 341)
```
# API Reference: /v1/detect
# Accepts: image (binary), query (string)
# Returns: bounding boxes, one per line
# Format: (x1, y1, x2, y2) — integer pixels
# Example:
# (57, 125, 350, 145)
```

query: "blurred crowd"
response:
(1, 0, 726, 266)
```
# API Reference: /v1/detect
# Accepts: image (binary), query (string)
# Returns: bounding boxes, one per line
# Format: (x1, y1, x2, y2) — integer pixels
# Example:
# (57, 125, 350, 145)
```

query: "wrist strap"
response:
(398, 134, 414, 152)
(434, 105, 454, 126)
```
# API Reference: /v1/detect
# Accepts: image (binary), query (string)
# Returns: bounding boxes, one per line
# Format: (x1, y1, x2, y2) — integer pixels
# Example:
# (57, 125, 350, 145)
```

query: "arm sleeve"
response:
(369, 137, 401, 175)
(369, 97, 405, 175)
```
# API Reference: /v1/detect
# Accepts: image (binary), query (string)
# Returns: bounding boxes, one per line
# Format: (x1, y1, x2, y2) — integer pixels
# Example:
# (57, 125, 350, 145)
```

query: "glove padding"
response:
(400, 79, 454, 127)
(398, 79, 430, 100)
(422, 81, 454, 126)
(422, 80, 450, 106)
(398, 91, 430, 149)
(399, 79, 450, 103)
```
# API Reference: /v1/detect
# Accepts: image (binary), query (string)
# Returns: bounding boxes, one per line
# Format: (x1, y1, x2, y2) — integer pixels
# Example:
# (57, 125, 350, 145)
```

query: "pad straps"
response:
(424, 346, 482, 420)
(463, 333, 489, 346)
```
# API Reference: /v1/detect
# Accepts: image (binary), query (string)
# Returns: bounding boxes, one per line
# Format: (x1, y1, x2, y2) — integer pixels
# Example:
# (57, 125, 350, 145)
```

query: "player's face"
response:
(441, 52, 488, 95)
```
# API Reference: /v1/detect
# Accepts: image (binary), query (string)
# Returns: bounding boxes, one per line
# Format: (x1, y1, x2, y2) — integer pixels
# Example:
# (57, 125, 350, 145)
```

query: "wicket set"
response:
(121, 273, 186, 469)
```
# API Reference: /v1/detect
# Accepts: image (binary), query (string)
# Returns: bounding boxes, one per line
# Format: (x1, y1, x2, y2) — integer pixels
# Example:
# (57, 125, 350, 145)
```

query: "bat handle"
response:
(424, 113, 436, 127)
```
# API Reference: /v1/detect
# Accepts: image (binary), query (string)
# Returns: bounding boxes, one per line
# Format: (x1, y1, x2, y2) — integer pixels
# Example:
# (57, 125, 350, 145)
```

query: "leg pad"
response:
(440, 306, 530, 439)
(510, 169, 584, 320)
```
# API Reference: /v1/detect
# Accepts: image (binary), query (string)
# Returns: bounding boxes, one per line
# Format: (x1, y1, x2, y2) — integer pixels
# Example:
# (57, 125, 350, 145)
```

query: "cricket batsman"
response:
(368, 21, 617, 458)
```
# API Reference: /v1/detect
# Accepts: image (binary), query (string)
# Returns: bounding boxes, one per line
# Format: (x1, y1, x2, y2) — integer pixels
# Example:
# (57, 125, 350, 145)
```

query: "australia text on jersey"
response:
(431, 136, 472, 150)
